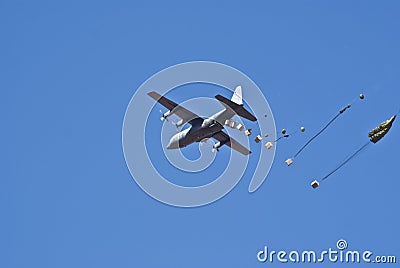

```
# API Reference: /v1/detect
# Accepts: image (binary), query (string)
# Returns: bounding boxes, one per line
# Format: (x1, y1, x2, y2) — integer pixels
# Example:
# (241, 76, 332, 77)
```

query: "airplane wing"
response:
(147, 91, 200, 124)
(213, 131, 251, 155)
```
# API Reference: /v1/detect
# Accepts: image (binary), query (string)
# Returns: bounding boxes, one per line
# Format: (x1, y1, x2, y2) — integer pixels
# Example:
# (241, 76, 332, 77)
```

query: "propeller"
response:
(212, 141, 222, 153)
(159, 110, 169, 121)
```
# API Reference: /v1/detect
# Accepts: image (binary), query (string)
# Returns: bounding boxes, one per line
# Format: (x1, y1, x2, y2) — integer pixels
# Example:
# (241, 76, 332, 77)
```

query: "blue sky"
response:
(2, 1, 399, 267)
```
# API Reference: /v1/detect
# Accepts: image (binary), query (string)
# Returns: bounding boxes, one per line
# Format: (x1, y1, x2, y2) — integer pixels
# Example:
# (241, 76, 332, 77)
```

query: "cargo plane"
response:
(148, 86, 257, 155)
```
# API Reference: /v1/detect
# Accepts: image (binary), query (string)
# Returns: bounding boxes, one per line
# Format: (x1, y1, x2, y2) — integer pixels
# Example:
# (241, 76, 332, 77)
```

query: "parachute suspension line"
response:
(274, 133, 292, 142)
(293, 113, 341, 158)
(292, 94, 364, 159)
(320, 142, 370, 182)
(273, 130, 299, 143)
(349, 95, 361, 106)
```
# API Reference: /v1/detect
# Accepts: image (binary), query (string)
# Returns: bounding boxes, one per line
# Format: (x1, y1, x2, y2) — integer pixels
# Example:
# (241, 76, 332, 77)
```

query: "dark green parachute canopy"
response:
(311, 114, 397, 188)
(368, 115, 396, 143)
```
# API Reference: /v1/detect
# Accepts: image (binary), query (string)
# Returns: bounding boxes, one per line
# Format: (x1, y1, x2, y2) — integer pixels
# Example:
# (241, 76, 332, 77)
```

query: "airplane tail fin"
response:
(215, 86, 257, 122)
(231, 86, 243, 105)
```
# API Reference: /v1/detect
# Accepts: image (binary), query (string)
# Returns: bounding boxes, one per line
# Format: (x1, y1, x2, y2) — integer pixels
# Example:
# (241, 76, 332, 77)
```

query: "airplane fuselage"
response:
(148, 86, 256, 155)
(167, 109, 234, 149)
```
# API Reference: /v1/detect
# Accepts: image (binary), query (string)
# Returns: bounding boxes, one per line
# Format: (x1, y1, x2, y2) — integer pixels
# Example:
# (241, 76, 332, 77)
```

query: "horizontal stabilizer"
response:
(215, 94, 257, 122)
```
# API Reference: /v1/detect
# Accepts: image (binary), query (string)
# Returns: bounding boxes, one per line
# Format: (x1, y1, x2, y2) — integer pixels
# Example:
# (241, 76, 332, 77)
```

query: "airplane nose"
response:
(167, 141, 173, 149)
(167, 138, 179, 149)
